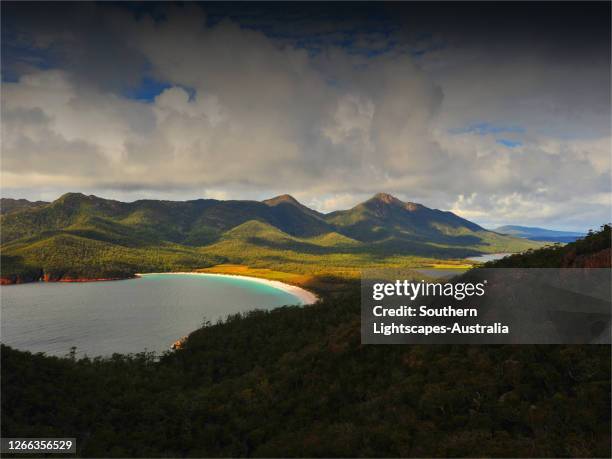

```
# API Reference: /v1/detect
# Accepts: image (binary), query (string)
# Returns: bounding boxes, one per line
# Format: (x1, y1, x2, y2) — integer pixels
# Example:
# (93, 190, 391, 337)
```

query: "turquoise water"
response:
(1, 274, 304, 357)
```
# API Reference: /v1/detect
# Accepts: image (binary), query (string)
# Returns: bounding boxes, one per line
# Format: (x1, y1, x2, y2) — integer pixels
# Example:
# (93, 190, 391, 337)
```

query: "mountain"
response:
(0, 192, 541, 283)
(494, 225, 586, 243)
(327, 192, 484, 241)
(326, 193, 537, 253)
(0, 198, 48, 215)
(263, 194, 324, 218)
(0, 192, 333, 245)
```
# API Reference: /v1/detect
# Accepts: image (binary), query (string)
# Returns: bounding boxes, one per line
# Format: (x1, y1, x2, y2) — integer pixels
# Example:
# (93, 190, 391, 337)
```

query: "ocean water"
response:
(1, 274, 304, 357)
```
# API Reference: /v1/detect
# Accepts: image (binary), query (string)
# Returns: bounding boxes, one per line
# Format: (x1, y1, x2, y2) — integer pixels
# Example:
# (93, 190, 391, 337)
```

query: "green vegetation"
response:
(1, 234, 223, 281)
(0, 192, 541, 282)
(487, 224, 610, 268)
(2, 226, 610, 457)
(0, 198, 48, 215)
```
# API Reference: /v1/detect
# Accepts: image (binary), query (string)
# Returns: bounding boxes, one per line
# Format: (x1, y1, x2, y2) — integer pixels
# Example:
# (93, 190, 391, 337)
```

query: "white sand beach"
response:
(136, 272, 319, 305)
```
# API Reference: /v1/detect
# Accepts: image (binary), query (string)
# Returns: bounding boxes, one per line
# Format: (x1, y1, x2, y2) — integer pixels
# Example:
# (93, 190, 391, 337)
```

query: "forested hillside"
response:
(487, 225, 610, 268)
(0, 198, 48, 215)
(0, 193, 540, 283)
(2, 226, 609, 457)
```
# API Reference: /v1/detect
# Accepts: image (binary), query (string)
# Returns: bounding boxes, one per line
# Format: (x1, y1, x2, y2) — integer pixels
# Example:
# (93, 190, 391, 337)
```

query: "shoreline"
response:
(0, 275, 136, 285)
(136, 272, 319, 305)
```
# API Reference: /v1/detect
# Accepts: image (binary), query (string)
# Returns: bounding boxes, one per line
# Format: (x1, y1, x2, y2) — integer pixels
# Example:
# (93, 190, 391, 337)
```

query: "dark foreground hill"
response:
(2, 226, 610, 457)
(0, 192, 539, 283)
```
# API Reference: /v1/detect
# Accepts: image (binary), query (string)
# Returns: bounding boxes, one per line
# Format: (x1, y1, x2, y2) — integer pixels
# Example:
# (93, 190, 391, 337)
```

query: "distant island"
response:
(1, 192, 544, 286)
(494, 225, 586, 243)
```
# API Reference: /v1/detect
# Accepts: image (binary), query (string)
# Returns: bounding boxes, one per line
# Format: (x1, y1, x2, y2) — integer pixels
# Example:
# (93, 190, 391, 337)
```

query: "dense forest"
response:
(1, 226, 610, 457)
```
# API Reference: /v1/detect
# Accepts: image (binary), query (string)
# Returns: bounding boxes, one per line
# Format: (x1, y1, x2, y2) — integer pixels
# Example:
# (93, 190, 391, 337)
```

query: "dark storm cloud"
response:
(2, 2, 148, 91)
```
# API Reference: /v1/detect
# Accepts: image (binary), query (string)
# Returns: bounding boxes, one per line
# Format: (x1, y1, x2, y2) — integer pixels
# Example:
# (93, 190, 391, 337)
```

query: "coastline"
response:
(1, 270, 319, 305)
(136, 272, 319, 305)
(0, 274, 136, 285)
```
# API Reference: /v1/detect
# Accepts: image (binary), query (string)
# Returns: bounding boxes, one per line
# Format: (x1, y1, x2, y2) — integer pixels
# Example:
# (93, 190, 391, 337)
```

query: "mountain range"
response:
(0, 192, 541, 283)
(494, 225, 586, 243)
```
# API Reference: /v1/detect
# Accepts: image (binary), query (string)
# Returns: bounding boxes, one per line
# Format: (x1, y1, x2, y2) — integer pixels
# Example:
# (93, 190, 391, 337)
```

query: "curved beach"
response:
(136, 272, 319, 305)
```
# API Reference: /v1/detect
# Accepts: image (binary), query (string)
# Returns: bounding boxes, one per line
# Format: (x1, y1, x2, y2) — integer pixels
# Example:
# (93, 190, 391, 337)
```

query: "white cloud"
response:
(1, 3, 609, 232)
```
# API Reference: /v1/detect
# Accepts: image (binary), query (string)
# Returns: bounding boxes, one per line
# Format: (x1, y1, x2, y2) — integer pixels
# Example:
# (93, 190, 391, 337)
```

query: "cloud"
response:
(1, 3, 609, 231)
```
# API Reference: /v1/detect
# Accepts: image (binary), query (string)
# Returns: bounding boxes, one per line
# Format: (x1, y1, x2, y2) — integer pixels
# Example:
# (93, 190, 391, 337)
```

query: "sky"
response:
(1, 1, 610, 231)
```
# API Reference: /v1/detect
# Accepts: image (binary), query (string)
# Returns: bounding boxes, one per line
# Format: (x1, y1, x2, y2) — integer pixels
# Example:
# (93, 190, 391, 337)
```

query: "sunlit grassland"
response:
(197, 235, 476, 293)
